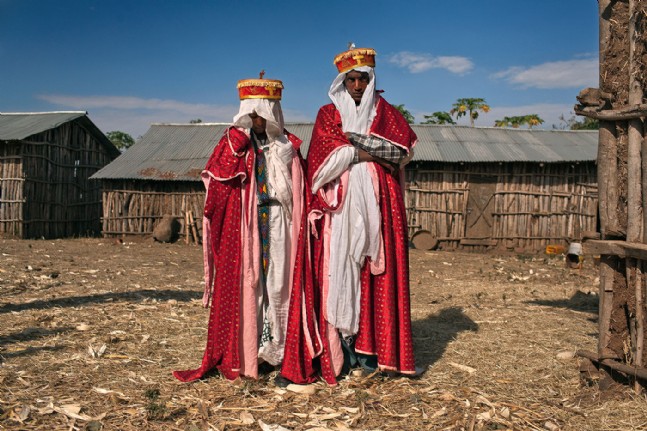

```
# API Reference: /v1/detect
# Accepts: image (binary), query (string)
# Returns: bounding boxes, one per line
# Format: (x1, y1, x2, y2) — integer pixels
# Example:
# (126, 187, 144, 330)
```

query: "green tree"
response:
(106, 131, 135, 150)
(190, 119, 203, 124)
(394, 104, 415, 124)
(571, 117, 598, 130)
(494, 114, 544, 129)
(450, 98, 490, 127)
(555, 114, 599, 130)
(422, 111, 456, 125)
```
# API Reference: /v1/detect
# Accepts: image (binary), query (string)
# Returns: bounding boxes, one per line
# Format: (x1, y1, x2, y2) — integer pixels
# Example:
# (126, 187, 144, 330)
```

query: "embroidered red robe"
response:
(281, 97, 417, 385)
(173, 126, 303, 382)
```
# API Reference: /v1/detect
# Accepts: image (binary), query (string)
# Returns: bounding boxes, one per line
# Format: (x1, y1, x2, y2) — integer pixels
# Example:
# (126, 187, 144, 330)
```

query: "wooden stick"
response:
(636, 260, 644, 393)
(575, 104, 647, 121)
(597, 121, 620, 237)
(627, 0, 644, 243)
(189, 211, 199, 245)
(577, 349, 647, 382)
(598, 255, 615, 355)
(184, 211, 190, 244)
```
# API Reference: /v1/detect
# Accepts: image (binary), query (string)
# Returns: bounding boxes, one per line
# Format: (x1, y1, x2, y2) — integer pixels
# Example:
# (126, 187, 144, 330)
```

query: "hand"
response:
(375, 159, 396, 174)
(357, 149, 397, 173)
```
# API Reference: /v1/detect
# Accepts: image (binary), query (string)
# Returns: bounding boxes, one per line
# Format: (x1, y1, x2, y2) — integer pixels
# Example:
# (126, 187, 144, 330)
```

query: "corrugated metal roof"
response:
(0, 111, 86, 140)
(92, 123, 598, 182)
(0, 111, 120, 157)
(408, 125, 597, 163)
(91, 123, 225, 181)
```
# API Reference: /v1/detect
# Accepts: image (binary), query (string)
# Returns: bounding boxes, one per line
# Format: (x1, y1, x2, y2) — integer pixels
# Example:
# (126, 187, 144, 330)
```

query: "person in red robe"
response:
(279, 46, 418, 386)
(173, 74, 305, 382)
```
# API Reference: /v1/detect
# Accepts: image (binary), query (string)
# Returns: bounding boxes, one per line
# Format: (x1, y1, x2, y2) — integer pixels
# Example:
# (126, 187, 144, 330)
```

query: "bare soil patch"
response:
(1, 238, 646, 430)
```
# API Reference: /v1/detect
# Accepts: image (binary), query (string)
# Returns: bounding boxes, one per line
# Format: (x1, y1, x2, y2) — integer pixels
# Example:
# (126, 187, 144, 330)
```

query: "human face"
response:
(344, 70, 370, 105)
(249, 112, 267, 135)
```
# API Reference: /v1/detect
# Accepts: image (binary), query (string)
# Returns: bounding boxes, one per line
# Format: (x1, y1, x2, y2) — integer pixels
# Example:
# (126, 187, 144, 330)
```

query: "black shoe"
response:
(258, 361, 276, 375)
(274, 375, 292, 388)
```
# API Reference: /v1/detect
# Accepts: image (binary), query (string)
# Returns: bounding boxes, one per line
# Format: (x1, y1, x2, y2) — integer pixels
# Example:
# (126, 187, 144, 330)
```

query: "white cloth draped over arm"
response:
(311, 146, 355, 194)
(326, 163, 381, 337)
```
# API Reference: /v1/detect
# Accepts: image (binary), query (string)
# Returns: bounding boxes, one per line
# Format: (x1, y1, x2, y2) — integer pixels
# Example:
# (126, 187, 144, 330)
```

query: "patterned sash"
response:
(253, 135, 271, 280)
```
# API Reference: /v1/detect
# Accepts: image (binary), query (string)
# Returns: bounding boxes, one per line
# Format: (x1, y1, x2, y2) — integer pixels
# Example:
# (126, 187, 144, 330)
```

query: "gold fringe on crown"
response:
(237, 79, 284, 89)
(334, 48, 376, 73)
(237, 72, 284, 100)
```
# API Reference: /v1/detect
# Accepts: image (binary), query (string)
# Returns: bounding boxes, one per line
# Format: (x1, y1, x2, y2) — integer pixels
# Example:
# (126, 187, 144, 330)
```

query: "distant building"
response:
(92, 123, 598, 251)
(0, 112, 120, 238)
(402, 125, 598, 252)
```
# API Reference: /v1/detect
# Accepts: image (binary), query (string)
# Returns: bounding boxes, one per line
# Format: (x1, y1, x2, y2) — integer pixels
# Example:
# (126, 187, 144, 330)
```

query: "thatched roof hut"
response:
(0, 112, 120, 238)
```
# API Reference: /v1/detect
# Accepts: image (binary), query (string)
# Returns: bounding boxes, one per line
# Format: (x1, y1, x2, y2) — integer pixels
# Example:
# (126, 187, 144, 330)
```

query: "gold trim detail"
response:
(333, 48, 376, 65)
(237, 79, 284, 89)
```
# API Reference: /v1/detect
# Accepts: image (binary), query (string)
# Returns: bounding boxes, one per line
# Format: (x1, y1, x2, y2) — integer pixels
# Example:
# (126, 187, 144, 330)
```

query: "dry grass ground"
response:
(1, 238, 646, 430)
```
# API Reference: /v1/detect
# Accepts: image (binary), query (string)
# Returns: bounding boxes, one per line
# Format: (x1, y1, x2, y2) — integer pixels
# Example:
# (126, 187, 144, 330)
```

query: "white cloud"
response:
(492, 58, 598, 89)
(38, 94, 240, 138)
(39, 94, 237, 118)
(388, 51, 473, 75)
(36, 93, 315, 138)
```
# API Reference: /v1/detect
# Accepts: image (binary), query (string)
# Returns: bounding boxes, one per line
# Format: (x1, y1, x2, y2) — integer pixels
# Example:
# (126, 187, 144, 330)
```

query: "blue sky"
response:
(1, 0, 598, 139)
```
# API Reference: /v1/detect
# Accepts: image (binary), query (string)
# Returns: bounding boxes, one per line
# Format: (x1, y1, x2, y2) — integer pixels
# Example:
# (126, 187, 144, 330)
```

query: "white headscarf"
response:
(231, 98, 295, 215)
(328, 65, 378, 134)
(232, 98, 285, 139)
(325, 65, 382, 337)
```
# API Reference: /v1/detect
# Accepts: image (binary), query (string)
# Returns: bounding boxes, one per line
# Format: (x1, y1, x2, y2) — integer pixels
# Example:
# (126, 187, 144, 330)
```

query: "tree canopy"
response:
(394, 104, 415, 124)
(106, 131, 135, 150)
(450, 98, 490, 127)
(421, 111, 456, 125)
(494, 114, 545, 129)
(555, 114, 599, 130)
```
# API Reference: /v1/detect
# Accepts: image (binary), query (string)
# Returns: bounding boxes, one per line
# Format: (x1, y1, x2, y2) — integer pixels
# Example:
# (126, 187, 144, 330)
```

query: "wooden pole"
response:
(184, 211, 190, 244)
(627, 0, 644, 243)
(599, 255, 615, 355)
(636, 261, 645, 392)
(577, 349, 647, 381)
(629, 0, 645, 392)
(597, 0, 621, 238)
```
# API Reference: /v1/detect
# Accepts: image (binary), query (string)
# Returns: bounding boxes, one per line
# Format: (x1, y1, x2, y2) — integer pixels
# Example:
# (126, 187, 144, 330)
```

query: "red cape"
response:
(281, 97, 417, 385)
(174, 127, 303, 382)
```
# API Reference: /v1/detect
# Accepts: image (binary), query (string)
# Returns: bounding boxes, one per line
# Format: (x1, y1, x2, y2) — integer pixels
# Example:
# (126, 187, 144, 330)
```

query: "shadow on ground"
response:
(412, 306, 479, 370)
(0, 289, 201, 314)
(526, 290, 598, 314)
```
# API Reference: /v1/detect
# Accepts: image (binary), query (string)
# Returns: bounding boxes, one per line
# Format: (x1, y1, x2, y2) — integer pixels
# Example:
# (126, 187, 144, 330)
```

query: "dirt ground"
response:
(1, 238, 646, 431)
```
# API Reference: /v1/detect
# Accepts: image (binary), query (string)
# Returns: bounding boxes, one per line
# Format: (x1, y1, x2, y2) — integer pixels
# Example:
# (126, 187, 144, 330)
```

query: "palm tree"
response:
(450, 98, 490, 127)
(494, 114, 544, 129)
(524, 114, 544, 128)
(422, 111, 456, 125)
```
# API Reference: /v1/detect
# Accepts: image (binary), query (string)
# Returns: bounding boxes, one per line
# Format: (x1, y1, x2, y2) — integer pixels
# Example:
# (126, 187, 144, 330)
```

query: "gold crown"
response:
(334, 48, 376, 73)
(237, 71, 283, 100)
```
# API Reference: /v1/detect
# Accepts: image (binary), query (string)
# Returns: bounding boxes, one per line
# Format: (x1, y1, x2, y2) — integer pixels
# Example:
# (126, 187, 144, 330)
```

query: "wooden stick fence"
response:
(100, 181, 204, 243)
(0, 120, 113, 239)
(405, 162, 597, 251)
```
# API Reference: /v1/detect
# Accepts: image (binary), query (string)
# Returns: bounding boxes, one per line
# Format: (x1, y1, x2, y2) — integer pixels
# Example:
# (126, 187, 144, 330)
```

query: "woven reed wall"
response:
(0, 121, 115, 238)
(0, 142, 24, 236)
(405, 161, 598, 251)
(100, 180, 204, 239)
